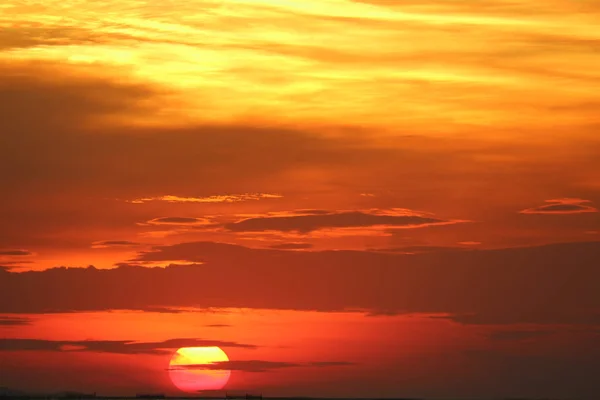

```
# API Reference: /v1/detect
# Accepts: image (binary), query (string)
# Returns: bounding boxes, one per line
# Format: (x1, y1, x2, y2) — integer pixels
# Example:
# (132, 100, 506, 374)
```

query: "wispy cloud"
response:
(2, 0, 599, 131)
(128, 194, 282, 204)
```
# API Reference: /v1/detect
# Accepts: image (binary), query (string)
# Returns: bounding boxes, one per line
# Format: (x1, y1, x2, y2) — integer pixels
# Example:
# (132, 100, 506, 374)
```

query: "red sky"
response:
(1, 0, 599, 398)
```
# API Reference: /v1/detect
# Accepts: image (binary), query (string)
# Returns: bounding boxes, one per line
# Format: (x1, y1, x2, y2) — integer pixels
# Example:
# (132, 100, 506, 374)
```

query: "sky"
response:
(0, 0, 599, 398)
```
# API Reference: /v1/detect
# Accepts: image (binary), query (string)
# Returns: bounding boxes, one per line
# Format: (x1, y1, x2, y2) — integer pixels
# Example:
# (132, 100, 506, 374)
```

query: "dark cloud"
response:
(3, 61, 434, 249)
(171, 360, 354, 373)
(290, 209, 332, 215)
(0, 261, 33, 265)
(439, 312, 600, 325)
(539, 204, 590, 212)
(0, 61, 399, 199)
(0, 250, 32, 256)
(132, 242, 251, 264)
(0, 338, 256, 354)
(0, 317, 31, 326)
(96, 240, 140, 246)
(137, 306, 185, 314)
(225, 211, 449, 233)
(488, 330, 555, 341)
(172, 360, 300, 373)
(308, 361, 355, 367)
(368, 245, 468, 253)
(520, 199, 598, 214)
(461, 348, 600, 398)
(269, 243, 313, 250)
(3, 61, 599, 254)
(2, 241, 598, 325)
(148, 217, 207, 225)
(92, 240, 142, 248)
(205, 324, 232, 328)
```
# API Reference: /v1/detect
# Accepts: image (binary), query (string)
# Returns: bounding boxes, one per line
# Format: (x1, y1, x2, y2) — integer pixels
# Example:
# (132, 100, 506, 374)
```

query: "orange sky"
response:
(1, 0, 599, 398)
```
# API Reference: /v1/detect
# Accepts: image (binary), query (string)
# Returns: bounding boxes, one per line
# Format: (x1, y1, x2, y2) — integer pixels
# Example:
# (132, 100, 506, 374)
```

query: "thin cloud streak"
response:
(0, 338, 257, 354)
(91, 241, 143, 249)
(0, 317, 32, 326)
(0, 250, 32, 256)
(146, 217, 212, 226)
(128, 194, 283, 204)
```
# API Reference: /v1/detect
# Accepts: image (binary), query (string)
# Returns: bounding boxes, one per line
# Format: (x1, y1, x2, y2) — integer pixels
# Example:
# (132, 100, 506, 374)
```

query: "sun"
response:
(169, 347, 231, 393)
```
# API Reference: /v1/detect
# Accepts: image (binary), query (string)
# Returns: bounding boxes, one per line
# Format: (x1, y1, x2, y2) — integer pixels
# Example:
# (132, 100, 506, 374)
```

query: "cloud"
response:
(0, 250, 32, 256)
(136, 306, 185, 314)
(0, 26, 102, 51)
(290, 209, 332, 215)
(439, 312, 600, 326)
(269, 243, 314, 250)
(147, 217, 211, 226)
(0, 61, 416, 242)
(488, 330, 555, 341)
(0, 317, 31, 326)
(128, 194, 283, 204)
(170, 360, 354, 373)
(368, 245, 469, 254)
(91, 240, 142, 249)
(0, 261, 33, 265)
(172, 360, 300, 373)
(2, 60, 599, 255)
(520, 198, 598, 215)
(308, 361, 355, 367)
(2, 241, 598, 326)
(225, 210, 457, 233)
(460, 347, 600, 397)
(0, 338, 256, 354)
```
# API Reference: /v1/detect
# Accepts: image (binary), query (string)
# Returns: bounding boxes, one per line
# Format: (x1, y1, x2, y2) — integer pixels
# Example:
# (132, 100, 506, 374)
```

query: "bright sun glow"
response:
(169, 347, 231, 393)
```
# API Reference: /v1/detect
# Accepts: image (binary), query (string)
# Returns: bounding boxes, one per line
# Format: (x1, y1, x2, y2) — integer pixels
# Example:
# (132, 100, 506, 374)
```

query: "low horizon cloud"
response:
(169, 360, 355, 373)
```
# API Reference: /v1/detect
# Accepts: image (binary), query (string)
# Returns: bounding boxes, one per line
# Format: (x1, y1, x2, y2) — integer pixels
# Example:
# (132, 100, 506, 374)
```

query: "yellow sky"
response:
(2, 0, 600, 132)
